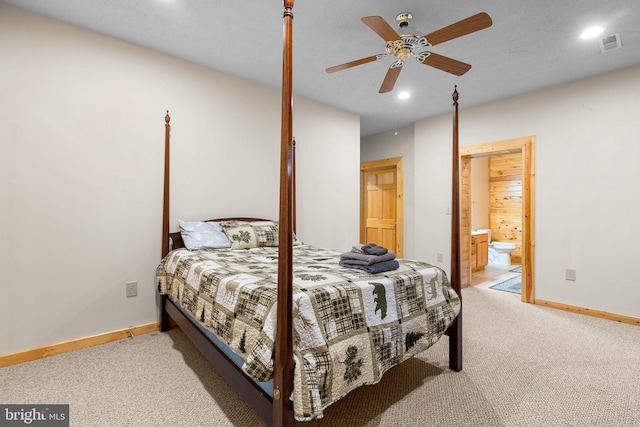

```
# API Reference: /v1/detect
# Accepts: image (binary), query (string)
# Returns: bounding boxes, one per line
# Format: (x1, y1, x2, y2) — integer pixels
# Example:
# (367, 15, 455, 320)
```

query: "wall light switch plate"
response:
(126, 281, 138, 298)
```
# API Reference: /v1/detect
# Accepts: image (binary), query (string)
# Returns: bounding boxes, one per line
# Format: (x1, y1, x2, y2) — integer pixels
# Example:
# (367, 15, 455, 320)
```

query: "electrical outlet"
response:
(565, 269, 576, 281)
(437, 253, 444, 262)
(126, 281, 138, 298)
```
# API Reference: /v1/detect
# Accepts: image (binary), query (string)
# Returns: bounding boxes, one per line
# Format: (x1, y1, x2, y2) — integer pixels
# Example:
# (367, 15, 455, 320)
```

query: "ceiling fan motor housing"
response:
(386, 35, 431, 62)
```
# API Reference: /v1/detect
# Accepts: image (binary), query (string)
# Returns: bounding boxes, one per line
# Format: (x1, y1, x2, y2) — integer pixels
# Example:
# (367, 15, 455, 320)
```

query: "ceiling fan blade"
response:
(326, 55, 381, 73)
(361, 16, 402, 42)
(379, 66, 402, 93)
(424, 12, 493, 46)
(421, 52, 471, 76)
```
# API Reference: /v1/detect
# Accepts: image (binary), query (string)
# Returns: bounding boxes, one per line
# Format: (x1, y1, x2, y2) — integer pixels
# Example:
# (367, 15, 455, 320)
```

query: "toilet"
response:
(476, 229, 516, 266)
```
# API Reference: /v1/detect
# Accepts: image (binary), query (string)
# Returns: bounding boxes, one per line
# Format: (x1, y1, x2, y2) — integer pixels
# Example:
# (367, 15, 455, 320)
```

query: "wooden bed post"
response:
(274, 1, 296, 426)
(162, 111, 171, 259)
(449, 87, 463, 372)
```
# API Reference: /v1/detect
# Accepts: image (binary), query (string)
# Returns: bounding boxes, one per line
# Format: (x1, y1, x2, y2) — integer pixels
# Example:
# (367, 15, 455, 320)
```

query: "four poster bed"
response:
(156, 2, 462, 426)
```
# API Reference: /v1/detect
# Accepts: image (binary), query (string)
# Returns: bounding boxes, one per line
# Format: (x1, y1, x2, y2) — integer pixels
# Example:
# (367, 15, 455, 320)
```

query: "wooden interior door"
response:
(360, 158, 404, 258)
(364, 168, 397, 251)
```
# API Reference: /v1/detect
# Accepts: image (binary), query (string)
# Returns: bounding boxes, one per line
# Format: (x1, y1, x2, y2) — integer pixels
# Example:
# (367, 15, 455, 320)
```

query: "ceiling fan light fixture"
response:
(398, 47, 411, 60)
(398, 91, 411, 100)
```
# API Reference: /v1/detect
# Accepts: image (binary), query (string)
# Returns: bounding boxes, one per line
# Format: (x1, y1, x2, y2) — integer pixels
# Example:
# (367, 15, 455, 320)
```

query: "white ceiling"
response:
(4, 0, 640, 136)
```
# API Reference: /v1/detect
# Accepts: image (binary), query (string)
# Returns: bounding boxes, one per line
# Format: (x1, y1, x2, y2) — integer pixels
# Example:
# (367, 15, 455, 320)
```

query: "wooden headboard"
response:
(168, 217, 271, 251)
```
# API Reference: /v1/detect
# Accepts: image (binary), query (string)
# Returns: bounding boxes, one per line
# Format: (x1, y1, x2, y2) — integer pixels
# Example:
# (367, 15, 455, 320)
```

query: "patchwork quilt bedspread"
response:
(156, 244, 460, 421)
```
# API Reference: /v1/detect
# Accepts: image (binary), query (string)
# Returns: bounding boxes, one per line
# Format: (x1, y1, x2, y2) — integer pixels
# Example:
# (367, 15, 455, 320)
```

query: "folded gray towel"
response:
(360, 243, 388, 255)
(339, 250, 396, 265)
(339, 259, 400, 273)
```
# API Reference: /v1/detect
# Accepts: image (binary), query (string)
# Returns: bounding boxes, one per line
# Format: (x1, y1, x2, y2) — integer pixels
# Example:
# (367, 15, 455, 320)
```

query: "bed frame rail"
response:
(161, 294, 274, 422)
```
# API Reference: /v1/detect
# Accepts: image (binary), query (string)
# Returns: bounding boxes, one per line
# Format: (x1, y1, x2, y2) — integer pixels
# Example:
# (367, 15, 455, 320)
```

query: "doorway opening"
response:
(460, 136, 535, 303)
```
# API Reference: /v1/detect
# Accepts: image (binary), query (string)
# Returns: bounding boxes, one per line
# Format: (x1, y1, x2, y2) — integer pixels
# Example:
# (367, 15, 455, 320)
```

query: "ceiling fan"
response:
(326, 12, 493, 93)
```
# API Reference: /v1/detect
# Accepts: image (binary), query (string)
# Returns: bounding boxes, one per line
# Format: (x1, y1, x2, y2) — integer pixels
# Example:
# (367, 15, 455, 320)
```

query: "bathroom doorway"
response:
(460, 136, 535, 303)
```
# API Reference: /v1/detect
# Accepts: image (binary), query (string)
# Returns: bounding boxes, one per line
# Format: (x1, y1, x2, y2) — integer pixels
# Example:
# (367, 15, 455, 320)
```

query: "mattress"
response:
(156, 244, 460, 421)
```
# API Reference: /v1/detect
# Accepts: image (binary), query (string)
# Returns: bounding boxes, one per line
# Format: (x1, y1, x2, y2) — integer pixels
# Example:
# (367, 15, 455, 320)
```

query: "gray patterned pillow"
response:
(220, 220, 303, 249)
(221, 221, 279, 249)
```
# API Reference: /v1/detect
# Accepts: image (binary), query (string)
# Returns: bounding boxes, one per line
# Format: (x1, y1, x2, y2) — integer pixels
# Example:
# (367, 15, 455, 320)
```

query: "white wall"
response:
(0, 4, 359, 355)
(471, 157, 489, 231)
(361, 124, 416, 257)
(414, 64, 640, 318)
(294, 97, 361, 251)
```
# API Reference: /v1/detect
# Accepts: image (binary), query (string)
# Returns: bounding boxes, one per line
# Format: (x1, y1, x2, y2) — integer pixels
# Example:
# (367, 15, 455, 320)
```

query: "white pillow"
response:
(178, 220, 231, 250)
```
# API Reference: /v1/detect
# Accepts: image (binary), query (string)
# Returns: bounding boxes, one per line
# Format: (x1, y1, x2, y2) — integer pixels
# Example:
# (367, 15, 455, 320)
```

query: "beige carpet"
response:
(2, 287, 639, 426)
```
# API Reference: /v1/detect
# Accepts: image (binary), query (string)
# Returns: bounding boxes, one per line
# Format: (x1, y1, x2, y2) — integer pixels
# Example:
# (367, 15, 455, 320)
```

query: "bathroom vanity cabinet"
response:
(471, 233, 489, 272)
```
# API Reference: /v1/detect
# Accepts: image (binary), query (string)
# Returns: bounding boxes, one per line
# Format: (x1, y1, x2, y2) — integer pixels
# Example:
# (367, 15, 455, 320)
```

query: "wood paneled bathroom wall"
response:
(489, 153, 522, 262)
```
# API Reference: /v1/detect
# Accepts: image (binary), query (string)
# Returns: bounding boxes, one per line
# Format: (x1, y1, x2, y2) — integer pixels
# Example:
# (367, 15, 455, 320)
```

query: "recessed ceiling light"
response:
(398, 91, 410, 99)
(581, 26, 604, 39)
